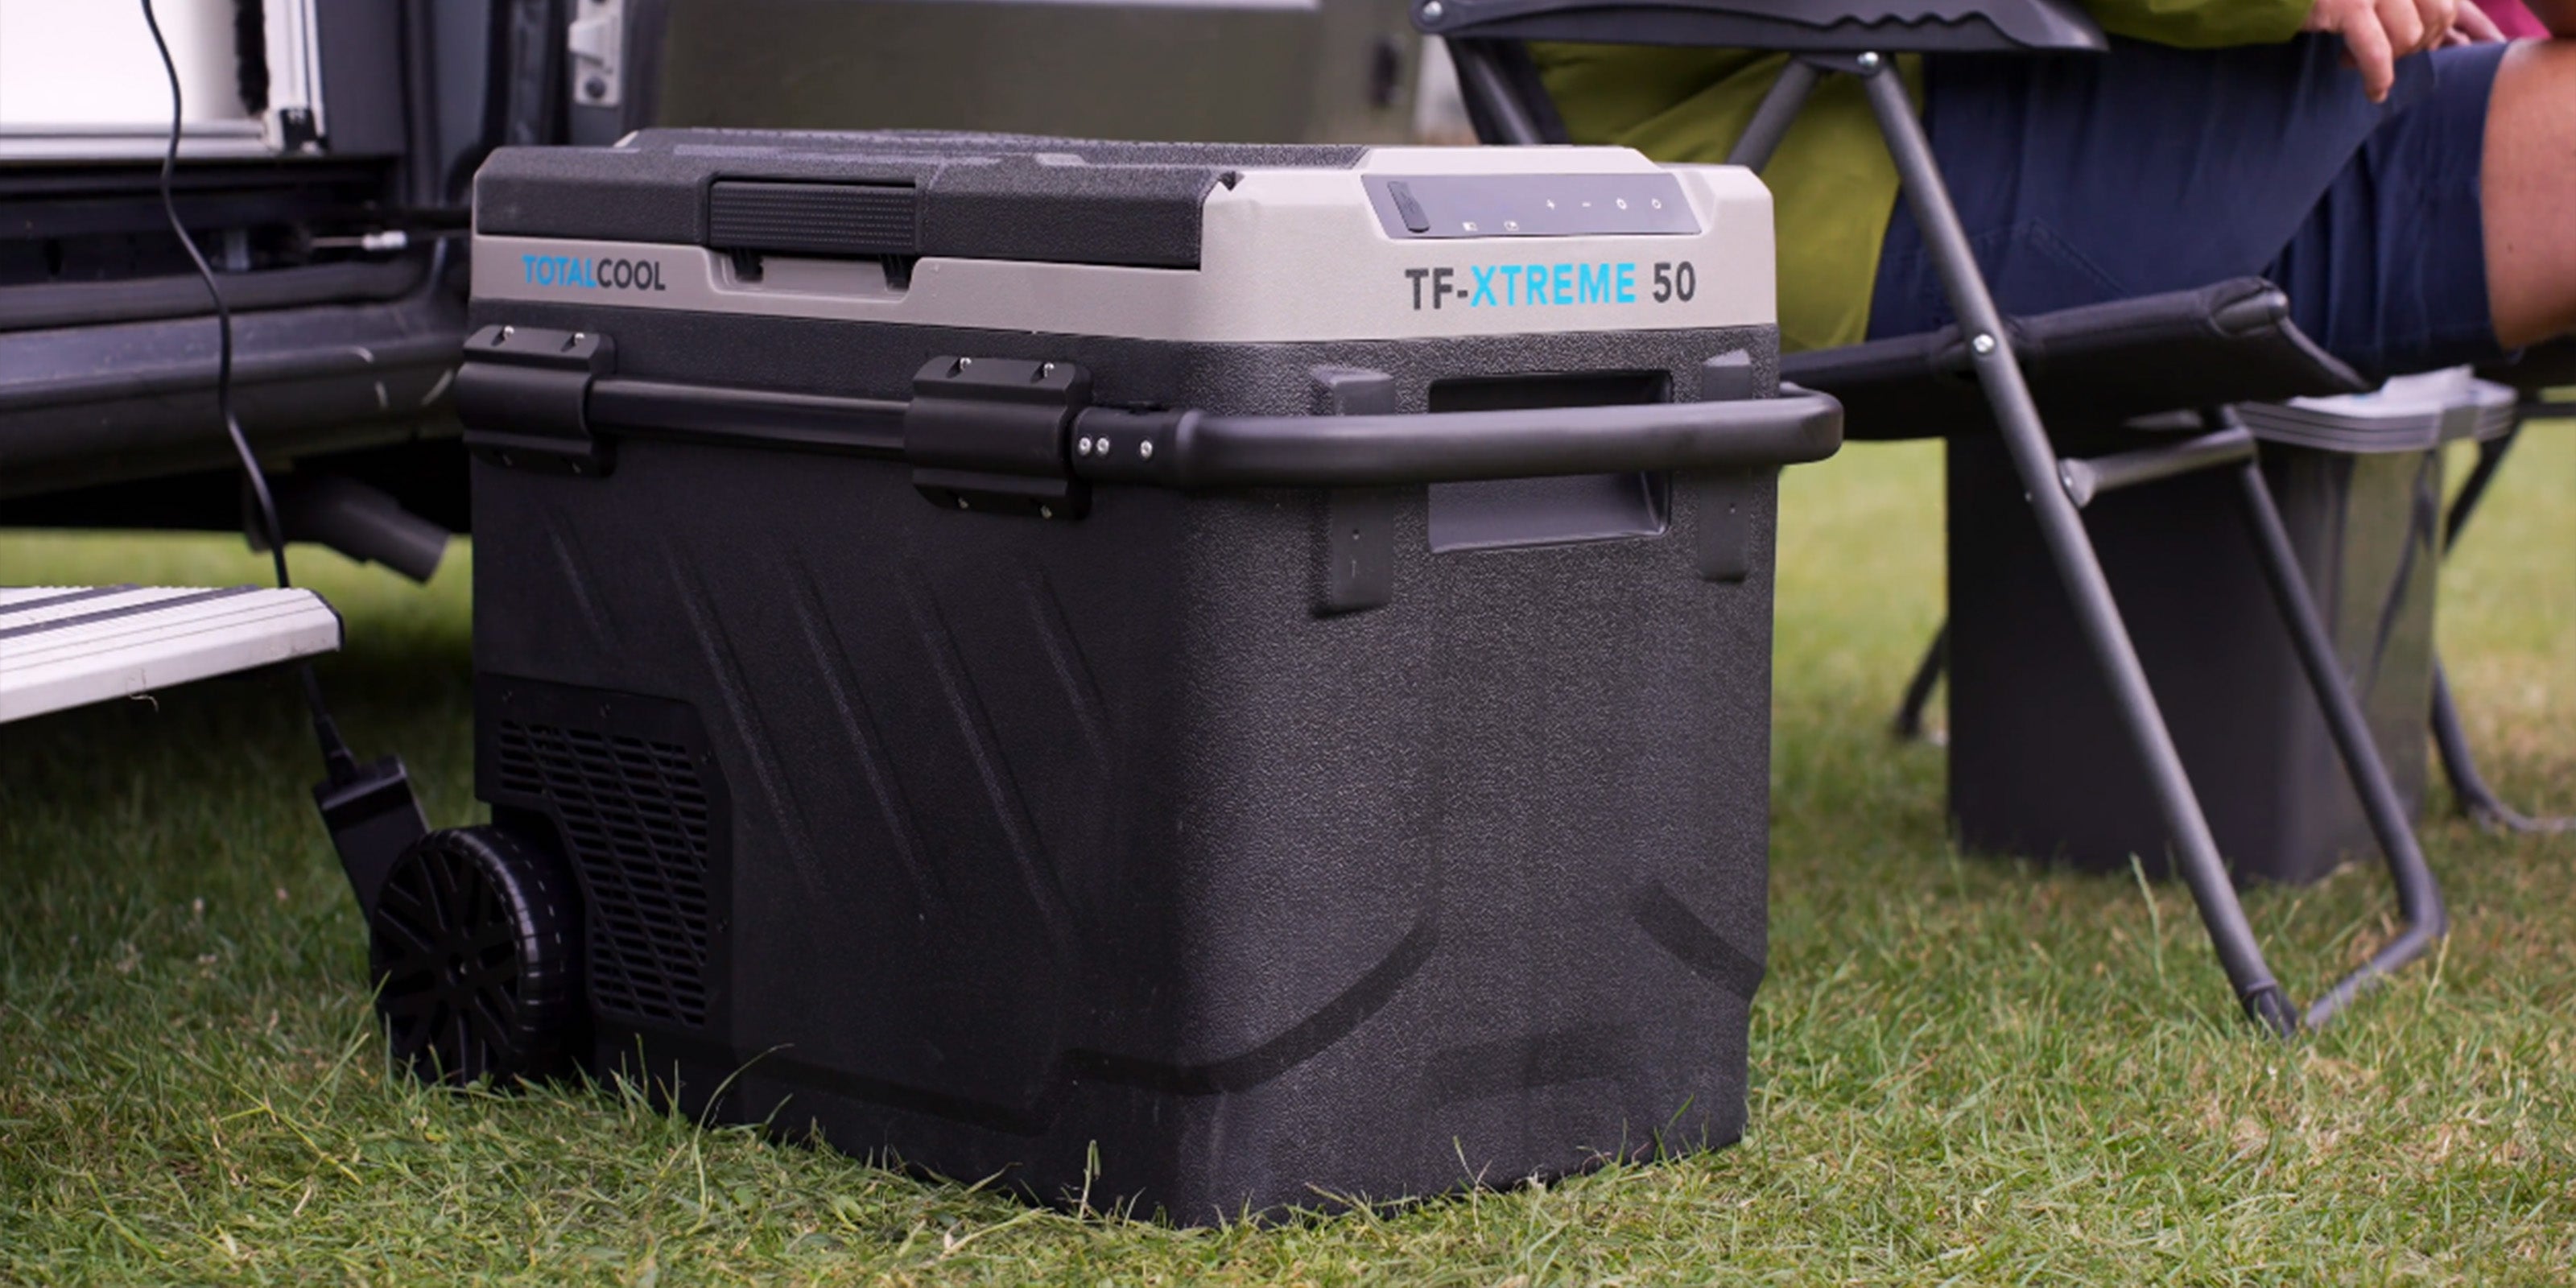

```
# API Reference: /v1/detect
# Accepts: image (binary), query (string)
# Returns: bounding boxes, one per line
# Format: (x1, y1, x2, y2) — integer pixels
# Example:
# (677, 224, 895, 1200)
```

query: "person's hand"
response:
(2446, 2, 2507, 42)
(2303, 0, 2461, 101)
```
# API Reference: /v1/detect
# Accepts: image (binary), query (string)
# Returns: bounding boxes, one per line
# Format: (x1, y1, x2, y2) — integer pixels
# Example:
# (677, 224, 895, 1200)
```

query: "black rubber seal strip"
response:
(0, 585, 260, 641)
(0, 584, 143, 617)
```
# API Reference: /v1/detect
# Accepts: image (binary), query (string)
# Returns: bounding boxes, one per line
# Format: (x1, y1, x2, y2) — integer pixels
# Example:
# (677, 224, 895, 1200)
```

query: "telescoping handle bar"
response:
(1067, 397, 1842, 490)
(452, 325, 1842, 516)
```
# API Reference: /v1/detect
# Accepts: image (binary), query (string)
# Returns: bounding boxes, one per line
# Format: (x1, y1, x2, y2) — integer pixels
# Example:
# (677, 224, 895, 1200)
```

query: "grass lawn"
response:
(2, 427, 2569, 1285)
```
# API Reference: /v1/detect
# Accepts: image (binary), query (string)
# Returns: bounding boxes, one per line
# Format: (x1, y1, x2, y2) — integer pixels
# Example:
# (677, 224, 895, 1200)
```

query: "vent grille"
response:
(497, 720, 712, 1026)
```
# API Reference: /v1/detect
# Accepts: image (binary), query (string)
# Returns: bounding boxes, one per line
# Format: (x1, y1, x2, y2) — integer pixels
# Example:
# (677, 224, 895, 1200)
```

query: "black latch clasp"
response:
(456, 324, 617, 477)
(904, 357, 1092, 519)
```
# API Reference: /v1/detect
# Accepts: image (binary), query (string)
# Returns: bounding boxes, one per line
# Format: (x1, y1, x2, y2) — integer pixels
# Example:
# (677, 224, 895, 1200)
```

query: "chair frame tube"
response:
(1457, 41, 2458, 1033)
(1847, 62, 2305, 1035)
(2429, 422, 2574, 832)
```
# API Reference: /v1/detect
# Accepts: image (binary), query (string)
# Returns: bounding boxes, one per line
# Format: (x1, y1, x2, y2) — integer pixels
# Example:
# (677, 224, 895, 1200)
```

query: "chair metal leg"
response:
(1856, 64, 2297, 1036)
(1448, 39, 1551, 146)
(2225, 455, 2450, 1026)
(1727, 59, 1822, 171)
(2442, 426, 2517, 551)
(1892, 621, 1946, 740)
(2434, 663, 2575, 834)
(2426, 425, 2571, 832)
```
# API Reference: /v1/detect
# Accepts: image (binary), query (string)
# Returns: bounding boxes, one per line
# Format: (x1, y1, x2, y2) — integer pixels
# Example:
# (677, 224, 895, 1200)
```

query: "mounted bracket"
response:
(1311, 366, 1400, 614)
(1687, 350, 1765, 583)
(905, 357, 1093, 519)
(456, 324, 618, 477)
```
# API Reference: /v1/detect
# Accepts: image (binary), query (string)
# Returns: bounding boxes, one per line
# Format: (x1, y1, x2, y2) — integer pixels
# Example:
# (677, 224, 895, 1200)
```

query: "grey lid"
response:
(2234, 368, 2520, 453)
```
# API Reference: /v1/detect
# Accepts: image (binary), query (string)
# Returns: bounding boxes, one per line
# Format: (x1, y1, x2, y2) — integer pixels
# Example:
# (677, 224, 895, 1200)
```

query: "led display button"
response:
(1365, 173, 1700, 240)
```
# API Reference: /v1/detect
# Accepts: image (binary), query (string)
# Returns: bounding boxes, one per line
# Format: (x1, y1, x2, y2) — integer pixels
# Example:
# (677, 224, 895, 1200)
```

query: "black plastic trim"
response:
(0, 258, 429, 334)
(0, 302, 462, 413)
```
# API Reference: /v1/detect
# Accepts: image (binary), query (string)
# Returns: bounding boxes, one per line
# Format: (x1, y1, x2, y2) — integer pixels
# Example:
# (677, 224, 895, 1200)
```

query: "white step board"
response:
(0, 585, 341, 724)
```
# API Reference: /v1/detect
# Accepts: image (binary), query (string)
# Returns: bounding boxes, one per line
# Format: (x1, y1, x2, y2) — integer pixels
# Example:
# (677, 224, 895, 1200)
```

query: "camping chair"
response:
(2435, 341, 2576, 833)
(1893, 337, 2576, 837)
(1416, 0, 2446, 1034)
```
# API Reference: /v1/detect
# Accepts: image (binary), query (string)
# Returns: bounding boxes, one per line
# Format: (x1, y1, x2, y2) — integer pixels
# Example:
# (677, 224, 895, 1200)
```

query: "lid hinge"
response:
(904, 357, 1092, 519)
(456, 324, 617, 477)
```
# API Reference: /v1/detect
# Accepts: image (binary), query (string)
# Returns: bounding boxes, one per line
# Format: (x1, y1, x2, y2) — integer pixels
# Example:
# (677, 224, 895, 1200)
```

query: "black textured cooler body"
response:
(460, 130, 1819, 1221)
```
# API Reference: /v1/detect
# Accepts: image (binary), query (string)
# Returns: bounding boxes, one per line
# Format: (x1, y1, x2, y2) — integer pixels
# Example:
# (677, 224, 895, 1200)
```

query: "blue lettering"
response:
(1579, 262, 1611, 304)
(521, 254, 538, 284)
(1525, 263, 1547, 304)
(1552, 262, 1575, 305)
(1616, 262, 1637, 303)
(1471, 265, 1496, 308)
(538, 257, 559, 285)
(1498, 264, 1520, 306)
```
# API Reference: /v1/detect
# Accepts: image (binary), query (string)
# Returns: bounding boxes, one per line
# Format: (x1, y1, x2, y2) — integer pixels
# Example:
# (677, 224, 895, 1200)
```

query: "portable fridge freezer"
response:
(421, 129, 1841, 1221)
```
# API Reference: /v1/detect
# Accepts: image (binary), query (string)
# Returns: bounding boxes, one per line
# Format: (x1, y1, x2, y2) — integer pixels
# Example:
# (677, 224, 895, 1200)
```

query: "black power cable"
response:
(142, 0, 360, 786)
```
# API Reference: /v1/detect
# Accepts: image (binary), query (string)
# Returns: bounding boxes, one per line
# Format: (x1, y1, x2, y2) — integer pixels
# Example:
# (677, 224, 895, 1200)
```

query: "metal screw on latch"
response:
(1036, 361, 1055, 381)
(1421, 0, 1443, 21)
(497, 325, 514, 343)
(1076, 437, 1093, 456)
(1139, 440, 1154, 460)
(1971, 332, 1998, 356)
(1856, 52, 1883, 73)
(1039, 506, 1055, 520)
(584, 76, 609, 101)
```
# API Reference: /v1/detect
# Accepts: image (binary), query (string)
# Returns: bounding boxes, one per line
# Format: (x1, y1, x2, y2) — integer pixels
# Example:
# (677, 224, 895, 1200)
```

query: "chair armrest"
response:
(1417, 0, 2107, 54)
(1782, 278, 2372, 442)
(2476, 337, 2576, 395)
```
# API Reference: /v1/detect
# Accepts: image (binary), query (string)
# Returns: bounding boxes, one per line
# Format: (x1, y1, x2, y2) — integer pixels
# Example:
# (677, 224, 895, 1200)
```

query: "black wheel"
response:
(369, 825, 580, 1086)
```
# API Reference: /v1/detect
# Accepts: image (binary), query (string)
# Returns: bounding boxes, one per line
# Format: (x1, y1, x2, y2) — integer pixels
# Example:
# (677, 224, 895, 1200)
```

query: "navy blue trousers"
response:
(1870, 36, 2511, 381)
